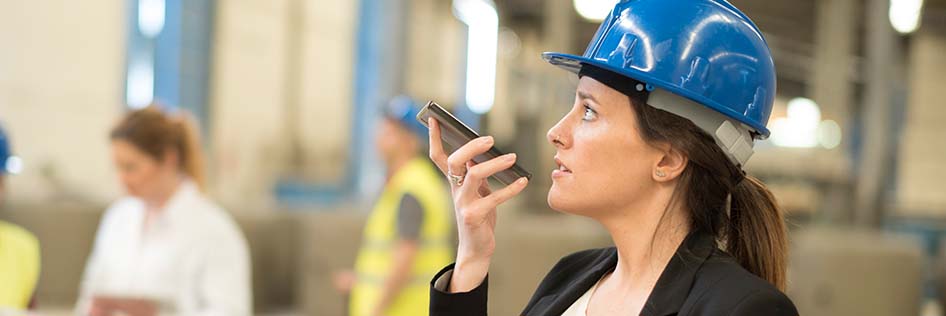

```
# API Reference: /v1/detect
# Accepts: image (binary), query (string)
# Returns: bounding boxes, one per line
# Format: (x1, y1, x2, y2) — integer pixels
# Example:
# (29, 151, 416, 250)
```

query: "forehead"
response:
(379, 117, 403, 130)
(111, 139, 150, 158)
(577, 76, 630, 104)
(576, 76, 638, 113)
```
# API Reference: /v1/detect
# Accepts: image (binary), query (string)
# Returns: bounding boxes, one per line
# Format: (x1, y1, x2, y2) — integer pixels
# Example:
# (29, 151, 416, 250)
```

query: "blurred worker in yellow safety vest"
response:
(0, 123, 41, 314)
(334, 96, 454, 316)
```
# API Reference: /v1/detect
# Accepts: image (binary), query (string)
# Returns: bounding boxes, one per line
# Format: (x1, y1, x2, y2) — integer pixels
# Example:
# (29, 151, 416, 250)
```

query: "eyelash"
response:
(582, 104, 598, 121)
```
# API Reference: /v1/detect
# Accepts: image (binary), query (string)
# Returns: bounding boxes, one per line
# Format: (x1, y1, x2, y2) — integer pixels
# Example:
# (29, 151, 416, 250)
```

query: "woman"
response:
(427, 1, 798, 315)
(76, 106, 251, 316)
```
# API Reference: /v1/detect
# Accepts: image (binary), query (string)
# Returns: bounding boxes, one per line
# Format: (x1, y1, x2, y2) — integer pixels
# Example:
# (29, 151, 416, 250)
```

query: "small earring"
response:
(656, 170, 666, 177)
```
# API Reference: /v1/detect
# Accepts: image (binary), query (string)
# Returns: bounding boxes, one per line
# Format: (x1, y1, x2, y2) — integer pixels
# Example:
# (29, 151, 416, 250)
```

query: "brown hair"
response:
(629, 94, 789, 290)
(110, 105, 207, 191)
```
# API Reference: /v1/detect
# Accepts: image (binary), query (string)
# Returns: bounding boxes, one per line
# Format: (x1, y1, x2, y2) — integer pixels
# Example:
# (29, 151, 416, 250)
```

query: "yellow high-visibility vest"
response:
(0, 220, 40, 310)
(350, 158, 453, 316)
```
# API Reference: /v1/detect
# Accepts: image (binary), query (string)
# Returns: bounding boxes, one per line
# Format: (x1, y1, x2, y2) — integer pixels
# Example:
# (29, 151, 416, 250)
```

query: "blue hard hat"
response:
(0, 124, 12, 174)
(382, 95, 428, 139)
(543, 0, 776, 138)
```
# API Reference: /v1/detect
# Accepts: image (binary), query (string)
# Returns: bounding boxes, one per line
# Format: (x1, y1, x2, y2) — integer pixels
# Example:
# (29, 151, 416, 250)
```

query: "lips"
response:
(554, 156, 572, 173)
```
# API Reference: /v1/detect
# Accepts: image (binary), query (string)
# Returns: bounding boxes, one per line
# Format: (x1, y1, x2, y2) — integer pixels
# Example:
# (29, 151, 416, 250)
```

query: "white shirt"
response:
(433, 268, 603, 316)
(75, 180, 252, 316)
(560, 278, 601, 316)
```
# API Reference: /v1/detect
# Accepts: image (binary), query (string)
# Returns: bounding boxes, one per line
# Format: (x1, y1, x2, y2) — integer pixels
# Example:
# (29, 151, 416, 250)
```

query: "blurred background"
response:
(1, 0, 945, 315)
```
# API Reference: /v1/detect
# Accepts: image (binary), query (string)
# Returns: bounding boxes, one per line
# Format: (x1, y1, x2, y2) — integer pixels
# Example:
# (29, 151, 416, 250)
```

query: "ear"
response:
(652, 142, 688, 183)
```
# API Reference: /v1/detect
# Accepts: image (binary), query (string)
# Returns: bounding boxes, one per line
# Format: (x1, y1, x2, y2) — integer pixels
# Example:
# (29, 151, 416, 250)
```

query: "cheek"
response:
(124, 164, 158, 190)
(580, 134, 641, 197)
(121, 170, 141, 190)
(375, 126, 398, 150)
(376, 134, 395, 154)
(549, 124, 654, 212)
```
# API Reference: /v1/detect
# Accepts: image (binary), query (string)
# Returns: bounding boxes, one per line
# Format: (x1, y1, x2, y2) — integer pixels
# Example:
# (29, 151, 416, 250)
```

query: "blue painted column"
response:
(351, 0, 410, 202)
(125, 0, 214, 130)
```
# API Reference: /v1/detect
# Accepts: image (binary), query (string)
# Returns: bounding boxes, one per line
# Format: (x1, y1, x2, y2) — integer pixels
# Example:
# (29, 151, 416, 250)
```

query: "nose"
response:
(547, 112, 573, 149)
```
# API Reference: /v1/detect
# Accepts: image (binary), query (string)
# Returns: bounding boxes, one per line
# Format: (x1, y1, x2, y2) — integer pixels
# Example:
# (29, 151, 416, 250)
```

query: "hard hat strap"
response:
(647, 89, 757, 168)
(577, 63, 757, 167)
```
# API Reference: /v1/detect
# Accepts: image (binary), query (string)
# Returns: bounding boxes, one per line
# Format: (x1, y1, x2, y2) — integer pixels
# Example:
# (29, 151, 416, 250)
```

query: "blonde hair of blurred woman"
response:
(109, 105, 206, 192)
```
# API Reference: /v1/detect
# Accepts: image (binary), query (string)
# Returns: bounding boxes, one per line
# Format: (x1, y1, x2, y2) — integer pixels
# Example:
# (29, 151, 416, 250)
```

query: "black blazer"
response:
(429, 232, 798, 316)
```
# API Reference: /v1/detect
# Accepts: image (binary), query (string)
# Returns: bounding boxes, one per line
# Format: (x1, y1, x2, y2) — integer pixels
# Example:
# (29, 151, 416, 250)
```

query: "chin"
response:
(547, 183, 578, 214)
(548, 181, 611, 218)
(125, 188, 141, 198)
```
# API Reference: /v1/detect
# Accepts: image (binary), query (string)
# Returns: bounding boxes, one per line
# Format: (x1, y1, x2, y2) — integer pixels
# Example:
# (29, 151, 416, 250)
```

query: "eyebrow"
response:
(577, 90, 599, 104)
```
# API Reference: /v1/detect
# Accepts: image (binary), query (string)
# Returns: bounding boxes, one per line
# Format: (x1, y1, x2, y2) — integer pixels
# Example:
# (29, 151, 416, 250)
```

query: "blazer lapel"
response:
(640, 232, 716, 316)
(527, 250, 619, 315)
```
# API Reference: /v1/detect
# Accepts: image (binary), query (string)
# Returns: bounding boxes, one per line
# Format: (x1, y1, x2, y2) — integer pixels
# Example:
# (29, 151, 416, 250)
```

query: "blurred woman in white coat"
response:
(76, 105, 251, 316)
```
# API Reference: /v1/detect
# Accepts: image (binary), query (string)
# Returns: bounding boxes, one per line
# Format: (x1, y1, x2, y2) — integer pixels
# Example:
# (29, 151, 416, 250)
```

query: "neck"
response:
(144, 175, 183, 211)
(596, 185, 690, 290)
(386, 153, 415, 179)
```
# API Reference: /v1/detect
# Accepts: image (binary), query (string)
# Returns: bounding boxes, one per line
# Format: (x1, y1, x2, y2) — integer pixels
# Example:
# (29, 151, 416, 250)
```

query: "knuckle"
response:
(467, 166, 485, 180)
(447, 150, 465, 164)
(462, 215, 480, 227)
(460, 209, 484, 226)
(457, 206, 471, 217)
(446, 154, 460, 167)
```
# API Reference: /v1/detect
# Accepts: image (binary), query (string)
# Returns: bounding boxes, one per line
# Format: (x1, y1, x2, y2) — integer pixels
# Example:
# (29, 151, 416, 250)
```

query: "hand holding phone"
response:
(421, 100, 531, 294)
(416, 101, 532, 185)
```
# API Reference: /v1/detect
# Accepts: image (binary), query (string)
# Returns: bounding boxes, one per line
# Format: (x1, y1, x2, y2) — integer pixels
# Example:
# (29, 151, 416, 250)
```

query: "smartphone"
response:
(417, 101, 532, 186)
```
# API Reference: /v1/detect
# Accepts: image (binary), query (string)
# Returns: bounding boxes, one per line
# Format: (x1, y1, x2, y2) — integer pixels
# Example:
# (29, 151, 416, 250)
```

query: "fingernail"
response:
(482, 136, 494, 144)
(518, 177, 528, 184)
(505, 153, 517, 161)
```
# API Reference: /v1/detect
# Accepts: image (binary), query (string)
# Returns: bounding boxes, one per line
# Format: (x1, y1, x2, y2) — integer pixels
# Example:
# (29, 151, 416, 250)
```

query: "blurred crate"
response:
(788, 227, 924, 316)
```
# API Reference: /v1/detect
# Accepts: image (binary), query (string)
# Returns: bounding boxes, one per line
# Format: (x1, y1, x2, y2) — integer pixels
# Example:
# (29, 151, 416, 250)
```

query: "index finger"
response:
(428, 117, 448, 173)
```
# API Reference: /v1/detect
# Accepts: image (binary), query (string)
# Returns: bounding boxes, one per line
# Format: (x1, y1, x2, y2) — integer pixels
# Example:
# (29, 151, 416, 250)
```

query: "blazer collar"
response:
(530, 231, 717, 316)
(641, 231, 717, 316)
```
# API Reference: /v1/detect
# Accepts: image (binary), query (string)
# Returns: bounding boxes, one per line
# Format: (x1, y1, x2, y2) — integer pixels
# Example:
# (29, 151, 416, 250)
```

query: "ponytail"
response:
(170, 112, 207, 191)
(626, 93, 789, 291)
(111, 105, 207, 191)
(726, 175, 788, 290)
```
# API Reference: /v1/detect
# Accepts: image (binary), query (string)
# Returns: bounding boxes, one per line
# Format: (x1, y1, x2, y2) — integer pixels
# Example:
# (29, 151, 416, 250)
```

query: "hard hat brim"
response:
(542, 52, 771, 138)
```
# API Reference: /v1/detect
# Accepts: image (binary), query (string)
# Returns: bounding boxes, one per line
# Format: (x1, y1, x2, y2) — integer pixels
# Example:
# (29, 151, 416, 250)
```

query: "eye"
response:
(582, 105, 598, 121)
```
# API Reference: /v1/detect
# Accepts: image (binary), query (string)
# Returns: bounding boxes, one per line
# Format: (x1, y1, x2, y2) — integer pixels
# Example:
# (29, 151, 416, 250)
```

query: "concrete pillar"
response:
(404, 0, 463, 106)
(210, 0, 291, 207)
(854, 0, 898, 227)
(809, 0, 857, 222)
(543, 0, 575, 53)
(896, 23, 946, 217)
(282, 0, 304, 172)
(0, 0, 125, 203)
